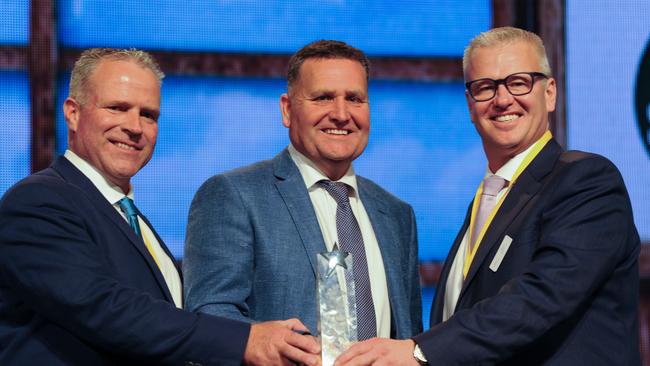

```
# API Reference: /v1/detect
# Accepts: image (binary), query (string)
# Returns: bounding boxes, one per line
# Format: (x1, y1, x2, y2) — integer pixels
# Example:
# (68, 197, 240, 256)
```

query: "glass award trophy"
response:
(317, 245, 358, 366)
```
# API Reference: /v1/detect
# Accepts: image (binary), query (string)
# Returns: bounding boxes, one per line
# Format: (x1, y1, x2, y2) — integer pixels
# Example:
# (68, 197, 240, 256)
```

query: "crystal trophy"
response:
(317, 245, 358, 366)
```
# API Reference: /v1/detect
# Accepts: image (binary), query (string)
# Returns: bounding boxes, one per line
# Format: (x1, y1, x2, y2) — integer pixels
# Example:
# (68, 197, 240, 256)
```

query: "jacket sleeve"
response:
(184, 174, 255, 323)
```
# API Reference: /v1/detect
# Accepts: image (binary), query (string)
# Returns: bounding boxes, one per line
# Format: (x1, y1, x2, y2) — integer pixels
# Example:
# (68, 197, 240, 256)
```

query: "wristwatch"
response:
(413, 343, 428, 365)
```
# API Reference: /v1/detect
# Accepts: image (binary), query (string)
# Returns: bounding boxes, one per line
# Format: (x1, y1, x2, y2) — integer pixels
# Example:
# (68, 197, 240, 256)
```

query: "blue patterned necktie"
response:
(318, 180, 377, 340)
(118, 197, 142, 239)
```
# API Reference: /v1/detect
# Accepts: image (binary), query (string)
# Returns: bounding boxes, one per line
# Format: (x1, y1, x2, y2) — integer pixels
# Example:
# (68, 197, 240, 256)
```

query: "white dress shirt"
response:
(64, 150, 183, 308)
(443, 141, 539, 321)
(288, 144, 391, 338)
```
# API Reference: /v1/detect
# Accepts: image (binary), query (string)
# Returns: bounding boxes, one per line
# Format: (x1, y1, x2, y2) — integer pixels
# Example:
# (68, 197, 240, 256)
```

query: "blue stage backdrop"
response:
(0, 72, 30, 196)
(57, 0, 490, 56)
(0, 1, 28, 44)
(566, 0, 650, 242)
(0, 0, 29, 196)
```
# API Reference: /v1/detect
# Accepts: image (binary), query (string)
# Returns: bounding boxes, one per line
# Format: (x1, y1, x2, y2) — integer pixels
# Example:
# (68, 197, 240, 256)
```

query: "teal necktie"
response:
(117, 197, 162, 269)
(118, 197, 142, 239)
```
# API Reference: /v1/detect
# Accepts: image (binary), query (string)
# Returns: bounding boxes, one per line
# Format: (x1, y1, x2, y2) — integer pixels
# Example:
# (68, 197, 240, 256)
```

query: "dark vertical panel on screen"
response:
(514, 0, 538, 31)
(492, 0, 516, 27)
(538, 0, 566, 148)
(29, 0, 56, 172)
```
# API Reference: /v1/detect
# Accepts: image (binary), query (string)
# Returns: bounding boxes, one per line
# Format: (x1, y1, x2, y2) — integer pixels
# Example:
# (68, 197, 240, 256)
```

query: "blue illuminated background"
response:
(0, 71, 30, 196)
(566, 0, 650, 242)
(0, 0, 29, 196)
(0, 1, 28, 44)
(57, 0, 489, 56)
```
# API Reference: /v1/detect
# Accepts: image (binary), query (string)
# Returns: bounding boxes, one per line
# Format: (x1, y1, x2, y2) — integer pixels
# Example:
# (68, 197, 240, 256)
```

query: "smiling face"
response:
(280, 58, 370, 180)
(64, 59, 160, 193)
(465, 40, 556, 171)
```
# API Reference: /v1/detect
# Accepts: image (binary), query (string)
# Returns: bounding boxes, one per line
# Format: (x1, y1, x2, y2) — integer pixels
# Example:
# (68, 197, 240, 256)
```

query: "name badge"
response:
(489, 235, 513, 272)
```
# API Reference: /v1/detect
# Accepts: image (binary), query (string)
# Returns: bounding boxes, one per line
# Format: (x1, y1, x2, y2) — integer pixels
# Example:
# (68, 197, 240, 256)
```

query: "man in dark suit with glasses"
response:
(336, 26, 640, 366)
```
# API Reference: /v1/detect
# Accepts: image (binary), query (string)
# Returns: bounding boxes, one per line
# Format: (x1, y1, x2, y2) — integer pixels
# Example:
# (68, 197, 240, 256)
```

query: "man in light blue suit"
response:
(183, 40, 422, 341)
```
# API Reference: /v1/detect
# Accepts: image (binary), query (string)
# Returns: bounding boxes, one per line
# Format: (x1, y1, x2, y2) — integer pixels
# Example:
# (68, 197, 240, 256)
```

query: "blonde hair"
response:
(463, 26, 552, 79)
(69, 48, 164, 105)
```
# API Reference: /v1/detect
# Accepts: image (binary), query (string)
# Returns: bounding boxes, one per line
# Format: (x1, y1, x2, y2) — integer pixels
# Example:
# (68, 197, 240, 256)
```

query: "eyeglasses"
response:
(465, 72, 549, 102)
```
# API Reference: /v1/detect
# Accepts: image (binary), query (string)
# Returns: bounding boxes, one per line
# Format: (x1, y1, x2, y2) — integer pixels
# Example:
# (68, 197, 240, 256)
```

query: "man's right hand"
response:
(243, 318, 321, 366)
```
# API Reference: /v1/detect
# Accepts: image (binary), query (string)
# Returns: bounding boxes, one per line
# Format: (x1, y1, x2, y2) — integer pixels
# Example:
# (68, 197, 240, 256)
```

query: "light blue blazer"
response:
(183, 149, 422, 339)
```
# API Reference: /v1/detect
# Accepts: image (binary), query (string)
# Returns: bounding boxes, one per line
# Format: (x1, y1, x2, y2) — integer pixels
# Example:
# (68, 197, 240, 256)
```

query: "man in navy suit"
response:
(0, 48, 320, 365)
(183, 40, 422, 342)
(336, 27, 640, 366)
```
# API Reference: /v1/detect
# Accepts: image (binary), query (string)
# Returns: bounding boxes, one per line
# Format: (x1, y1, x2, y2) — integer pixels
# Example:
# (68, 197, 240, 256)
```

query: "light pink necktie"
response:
(470, 175, 508, 252)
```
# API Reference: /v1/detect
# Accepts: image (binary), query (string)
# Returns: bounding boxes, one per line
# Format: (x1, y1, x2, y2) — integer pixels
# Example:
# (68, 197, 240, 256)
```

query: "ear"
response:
(465, 90, 476, 123)
(63, 97, 81, 132)
(545, 77, 557, 113)
(280, 93, 291, 128)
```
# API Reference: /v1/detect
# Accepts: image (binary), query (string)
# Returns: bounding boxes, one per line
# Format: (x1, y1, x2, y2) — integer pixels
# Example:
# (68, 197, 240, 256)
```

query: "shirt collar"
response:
(287, 144, 359, 197)
(64, 150, 134, 205)
(485, 134, 544, 182)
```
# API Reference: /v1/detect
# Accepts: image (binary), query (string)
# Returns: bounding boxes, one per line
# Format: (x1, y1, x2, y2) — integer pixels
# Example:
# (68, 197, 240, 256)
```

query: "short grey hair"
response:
(69, 48, 164, 105)
(463, 26, 552, 80)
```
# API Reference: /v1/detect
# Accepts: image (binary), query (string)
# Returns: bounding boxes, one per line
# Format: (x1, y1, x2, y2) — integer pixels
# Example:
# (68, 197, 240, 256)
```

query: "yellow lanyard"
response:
(463, 130, 553, 277)
(139, 221, 162, 270)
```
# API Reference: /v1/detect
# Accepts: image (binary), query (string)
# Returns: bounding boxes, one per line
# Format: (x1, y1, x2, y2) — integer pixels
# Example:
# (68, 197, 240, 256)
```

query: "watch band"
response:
(413, 343, 428, 365)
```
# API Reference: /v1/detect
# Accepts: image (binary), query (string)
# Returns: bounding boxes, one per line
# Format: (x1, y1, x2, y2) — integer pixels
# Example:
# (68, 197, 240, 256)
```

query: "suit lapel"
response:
(459, 140, 564, 299)
(52, 157, 175, 303)
(272, 150, 327, 276)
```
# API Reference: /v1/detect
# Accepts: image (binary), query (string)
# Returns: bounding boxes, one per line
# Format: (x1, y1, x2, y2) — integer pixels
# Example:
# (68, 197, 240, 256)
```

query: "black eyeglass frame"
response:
(465, 71, 549, 102)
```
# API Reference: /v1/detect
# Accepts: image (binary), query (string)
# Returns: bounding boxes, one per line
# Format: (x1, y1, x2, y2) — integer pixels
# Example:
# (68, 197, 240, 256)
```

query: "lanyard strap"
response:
(463, 130, 553, 277)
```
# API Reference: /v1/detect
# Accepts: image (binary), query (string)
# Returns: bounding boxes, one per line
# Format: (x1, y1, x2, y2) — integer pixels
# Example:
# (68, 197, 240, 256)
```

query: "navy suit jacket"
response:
(414, 139, 640, 365)
(0, 157, 249, 365)
(183, 149, 422, 339)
